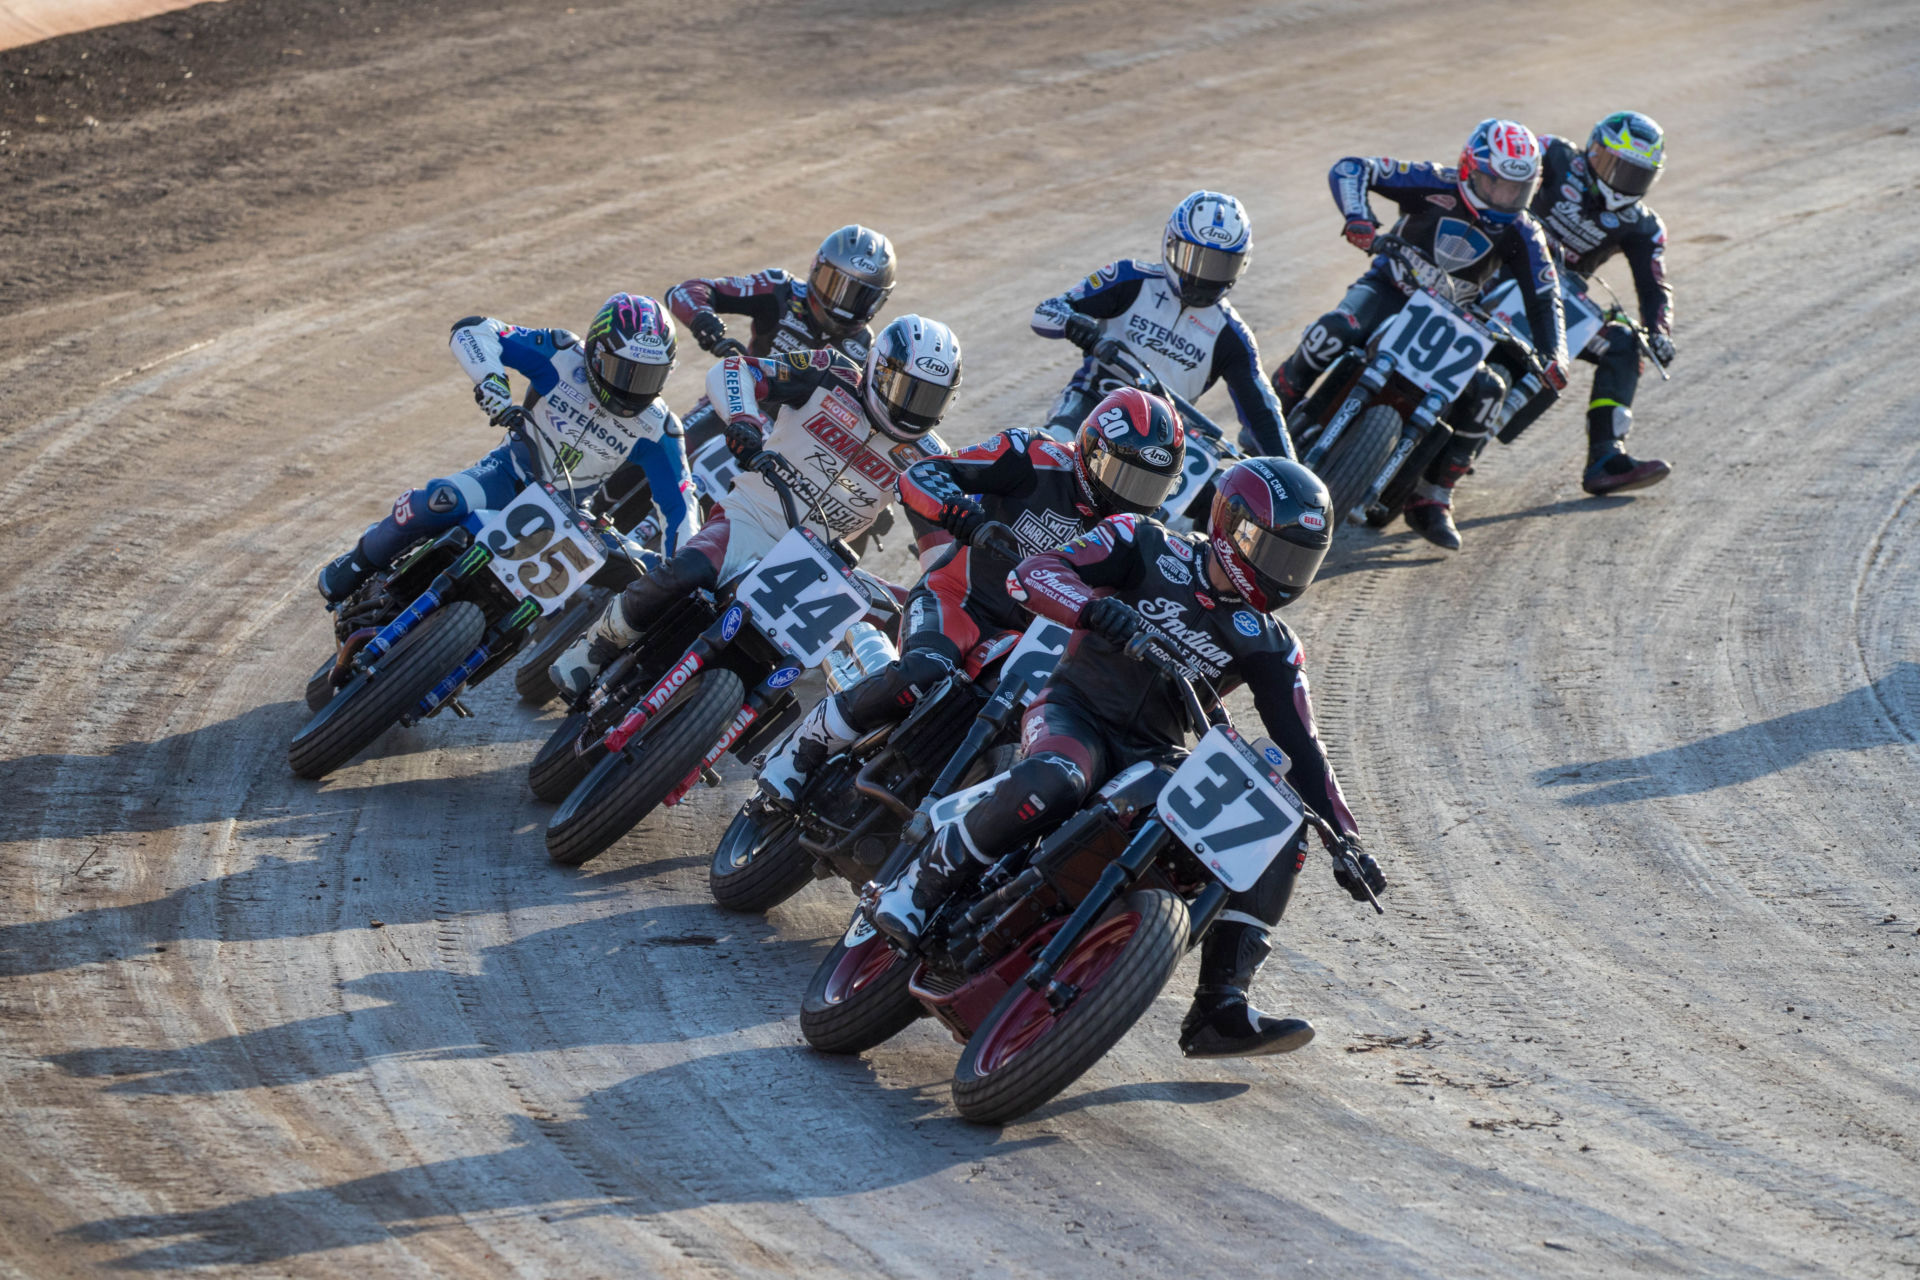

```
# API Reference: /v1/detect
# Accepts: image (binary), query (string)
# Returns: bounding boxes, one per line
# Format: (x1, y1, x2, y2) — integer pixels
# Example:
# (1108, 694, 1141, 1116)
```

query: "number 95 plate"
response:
(475, 482, 607, 614)
(1156, 724, 1306, 890)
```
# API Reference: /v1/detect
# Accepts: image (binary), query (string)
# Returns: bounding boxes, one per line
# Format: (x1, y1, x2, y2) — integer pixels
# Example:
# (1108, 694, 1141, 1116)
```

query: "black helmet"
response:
(1073, 387, 1186, 516)
(1585, 110, 1666, 211)
(583, 293, 676, 417)
(1206, 457, 1331, 610)
(806, 225, 897, 337)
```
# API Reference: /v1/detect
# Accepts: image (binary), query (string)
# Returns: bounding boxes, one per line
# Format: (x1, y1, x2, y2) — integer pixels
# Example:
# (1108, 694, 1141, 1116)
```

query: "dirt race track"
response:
(2, 0, 1917, 1275)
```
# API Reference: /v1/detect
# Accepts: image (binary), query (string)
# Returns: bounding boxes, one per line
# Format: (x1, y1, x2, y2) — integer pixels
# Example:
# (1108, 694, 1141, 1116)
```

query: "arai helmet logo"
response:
(719, 605, 743, 642)
(1140, 445, 1173, 467)
(913, 355, 950, 377)
(1195, 222, 1236, 245)
(1299, 510, 1326, 532)
(1232, 610, 1262, 637)
(767, 666, 802, 689)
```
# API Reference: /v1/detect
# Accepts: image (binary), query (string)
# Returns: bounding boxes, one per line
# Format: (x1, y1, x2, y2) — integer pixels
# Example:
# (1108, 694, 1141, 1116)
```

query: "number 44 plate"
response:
(1156, 724, 1306, 890)
(736, 526, 871, 668)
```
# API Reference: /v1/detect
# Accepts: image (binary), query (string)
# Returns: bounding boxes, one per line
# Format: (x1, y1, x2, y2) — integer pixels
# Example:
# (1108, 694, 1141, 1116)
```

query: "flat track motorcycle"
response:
(800, 634, 1381, 1124)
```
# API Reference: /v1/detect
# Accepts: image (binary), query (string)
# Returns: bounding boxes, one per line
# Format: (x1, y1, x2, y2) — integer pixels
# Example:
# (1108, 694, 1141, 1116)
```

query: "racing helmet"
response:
(806, 225, 897, 337)
(1207, 458, 1331, 611)
(1457, 119, 1543, 227)
(863, 314, 961, 443)
(1163, 191, 1251, 308)
(583, 293, 676, 417)
(1073, 387, 1186, 516)
(1586, 110, 1666, 211)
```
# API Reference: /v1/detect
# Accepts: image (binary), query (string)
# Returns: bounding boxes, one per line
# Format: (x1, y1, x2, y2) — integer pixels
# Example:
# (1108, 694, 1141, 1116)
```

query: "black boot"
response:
(1582, 403, 1670, 495)
(1403, 500, 1461, 552)
(1179, 921, 1314, 1059)
(317, 542, 377, 604)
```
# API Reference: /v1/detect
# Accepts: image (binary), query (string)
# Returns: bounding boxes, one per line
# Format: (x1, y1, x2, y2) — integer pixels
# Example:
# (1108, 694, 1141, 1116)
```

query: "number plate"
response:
(1482, 278, 1605, 359)
(476, 483, 607, 614)
(996, 617, 1071, 705)
(1373, 292, 1494, 400)
(1155, 724, 1306, 891)
(1155, 432, 1219, 528)
(735, 526, 869, 667)
(689, 434, 741, 501)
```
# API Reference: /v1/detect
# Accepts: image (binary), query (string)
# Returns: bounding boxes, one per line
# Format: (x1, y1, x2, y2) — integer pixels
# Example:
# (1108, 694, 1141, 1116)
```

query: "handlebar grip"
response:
(712, 337, 750, 360)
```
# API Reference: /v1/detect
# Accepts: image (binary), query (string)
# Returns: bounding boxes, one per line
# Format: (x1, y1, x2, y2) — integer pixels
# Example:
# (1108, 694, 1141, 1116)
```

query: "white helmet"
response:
(1164, 190, 1251, 308)
(863, 314, 961, 442)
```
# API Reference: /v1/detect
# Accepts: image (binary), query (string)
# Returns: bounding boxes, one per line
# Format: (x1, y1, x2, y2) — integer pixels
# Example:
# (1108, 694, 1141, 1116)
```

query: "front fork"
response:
(603, 610, 740, 754)
(1021, 817, 1172, 1012)
(412, 596, 542, 720)
(1352, 389, 1451, 523)
(661, 675, 793, 807)
(355, 537, 492, 672)
(1303, 354, 1393, 470)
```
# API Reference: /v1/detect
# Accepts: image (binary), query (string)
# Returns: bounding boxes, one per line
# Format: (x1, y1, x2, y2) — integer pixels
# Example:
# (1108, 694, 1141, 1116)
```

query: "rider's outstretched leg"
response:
(1180, 838, 1314, 1058)
(1582, 324, 1670, 495)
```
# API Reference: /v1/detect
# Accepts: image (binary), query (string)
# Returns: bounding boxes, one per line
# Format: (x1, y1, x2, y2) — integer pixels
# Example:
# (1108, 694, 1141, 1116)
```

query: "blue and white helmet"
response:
(1164, 190, 1251, 308)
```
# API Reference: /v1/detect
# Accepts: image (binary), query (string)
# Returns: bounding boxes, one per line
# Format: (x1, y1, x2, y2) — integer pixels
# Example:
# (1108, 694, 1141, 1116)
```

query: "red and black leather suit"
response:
(665, 269, 874, 364)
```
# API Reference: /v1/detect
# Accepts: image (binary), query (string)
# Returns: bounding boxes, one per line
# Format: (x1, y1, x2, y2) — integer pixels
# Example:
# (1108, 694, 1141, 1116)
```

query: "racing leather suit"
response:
(352, 317, 696, 571)
(666, 268, 874, 364)
(1273, 157, 1569, 498)
(1032, 260, 1288, 457)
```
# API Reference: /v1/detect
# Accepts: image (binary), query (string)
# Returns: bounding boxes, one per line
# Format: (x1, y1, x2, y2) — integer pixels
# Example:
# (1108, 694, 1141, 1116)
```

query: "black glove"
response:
(474, 371, 513, 419)
(690, 309, 727, 353)
(1331, 835, 1387, 902)
(970, 520, 1022, 563)
(1080, 596, 1143, 645)
(938, 498, 986, 543)
(492, 404, 534, 436)
(1648, 332, 1675, 366)
(1062, 312, 1101, 353)
(724, 416, 765, 463)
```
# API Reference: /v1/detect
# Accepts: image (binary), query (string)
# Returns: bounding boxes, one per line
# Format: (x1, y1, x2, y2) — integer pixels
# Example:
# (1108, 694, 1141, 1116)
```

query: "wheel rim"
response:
(970, 911, 1141, 1077)
(822, 937, 898, 1006)
(721, 811, 789, 873)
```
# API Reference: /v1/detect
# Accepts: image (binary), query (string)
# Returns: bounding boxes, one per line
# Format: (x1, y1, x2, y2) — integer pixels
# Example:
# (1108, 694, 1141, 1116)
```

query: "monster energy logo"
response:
(555, 443, 586, 471)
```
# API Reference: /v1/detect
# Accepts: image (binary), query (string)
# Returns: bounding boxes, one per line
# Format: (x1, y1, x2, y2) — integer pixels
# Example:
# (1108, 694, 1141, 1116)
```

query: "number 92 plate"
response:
(1155, 724, 1306, 890)
(475, 482, 607, 614)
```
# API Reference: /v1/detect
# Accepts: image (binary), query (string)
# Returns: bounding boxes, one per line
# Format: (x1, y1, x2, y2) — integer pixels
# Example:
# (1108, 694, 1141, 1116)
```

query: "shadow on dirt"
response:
(1535, 661, 1920, 805)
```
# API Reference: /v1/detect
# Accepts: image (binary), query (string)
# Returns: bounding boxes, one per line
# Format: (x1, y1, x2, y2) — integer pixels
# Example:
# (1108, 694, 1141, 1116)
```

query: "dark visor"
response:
(1165, 238, 1247, 287)
(811, 264, 889, 325)
(593, 349, 670, 401)
(1224, 511, 1327, 592)
(871, 361, 955, 431)
(1085, 446, 1178, 511)
(1469, 166, 1539, 215)
(1588, 145, 1658, 199)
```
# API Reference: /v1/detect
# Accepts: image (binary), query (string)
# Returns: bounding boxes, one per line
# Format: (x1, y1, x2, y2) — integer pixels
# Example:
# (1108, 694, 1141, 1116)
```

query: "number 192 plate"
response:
(1155, 724, 1306, 890)
(475, 482, 607, 614)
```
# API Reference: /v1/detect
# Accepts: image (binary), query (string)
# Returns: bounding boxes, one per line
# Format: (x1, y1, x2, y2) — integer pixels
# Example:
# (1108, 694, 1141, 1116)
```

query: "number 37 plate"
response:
(1156, 724, 1306, 890)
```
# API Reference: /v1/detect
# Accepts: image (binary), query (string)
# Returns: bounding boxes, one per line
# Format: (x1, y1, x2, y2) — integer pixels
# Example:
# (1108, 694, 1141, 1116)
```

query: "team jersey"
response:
(1030, 259, 1287, 456)
(448, 316, 696, 551)
(1330, 156, 1569, 371)
(1008, 513, 1356, 835)
(666, 268, 873, 364)
(1529, 136, 1673, 336)
(897, 427, 1102, 632)
(706, 349, 944, 545)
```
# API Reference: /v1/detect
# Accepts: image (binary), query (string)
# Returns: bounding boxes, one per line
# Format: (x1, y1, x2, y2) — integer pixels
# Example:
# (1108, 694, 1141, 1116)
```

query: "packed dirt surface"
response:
(3, 0, 1916, 1274)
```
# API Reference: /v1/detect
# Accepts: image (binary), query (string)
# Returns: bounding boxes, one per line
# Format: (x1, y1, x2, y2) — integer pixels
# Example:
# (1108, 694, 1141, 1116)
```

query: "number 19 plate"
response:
(1155, 724, 1306, 890)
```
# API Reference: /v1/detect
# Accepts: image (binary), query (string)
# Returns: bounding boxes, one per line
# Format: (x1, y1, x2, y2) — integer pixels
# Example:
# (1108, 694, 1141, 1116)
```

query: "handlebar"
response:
(711, 336, 750, 360)
(1089, 340, 1231, 445)
(971, 520, 1023, 564)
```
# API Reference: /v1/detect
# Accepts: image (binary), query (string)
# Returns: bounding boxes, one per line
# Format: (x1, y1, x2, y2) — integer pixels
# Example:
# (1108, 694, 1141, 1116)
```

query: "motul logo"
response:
(646, 654, 700, 712)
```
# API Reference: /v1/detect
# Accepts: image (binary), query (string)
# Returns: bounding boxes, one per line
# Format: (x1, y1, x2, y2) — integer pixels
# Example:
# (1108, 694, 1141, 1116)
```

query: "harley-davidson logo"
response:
(1011, 507, 1084, 557)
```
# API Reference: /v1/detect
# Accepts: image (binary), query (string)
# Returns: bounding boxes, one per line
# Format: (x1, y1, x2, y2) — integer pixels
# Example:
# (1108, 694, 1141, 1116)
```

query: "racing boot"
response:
(1403, 492, 1462, 552)
(759, 695, 859, 805)
(317, 541, 378, 604)
(1582, 403, 1670, 495)
(872, 822, 984, 948)
(1179, 920, 1315, 1059)
(548, 595, 642, 700)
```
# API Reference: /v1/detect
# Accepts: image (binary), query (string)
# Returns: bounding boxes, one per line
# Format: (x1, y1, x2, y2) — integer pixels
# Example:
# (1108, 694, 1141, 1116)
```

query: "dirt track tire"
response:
(800, 925, 922, 1054)
(527, 709, 604, 803)
(514, 589, 603, 705)
(287, 602, 485, 781)
(708, 805, 813, 913)
(950, 888, 1187, 1125)
(305, 656, 339, 712)
(544, 668, 743, 868)
(1311, 403, 1402, 533)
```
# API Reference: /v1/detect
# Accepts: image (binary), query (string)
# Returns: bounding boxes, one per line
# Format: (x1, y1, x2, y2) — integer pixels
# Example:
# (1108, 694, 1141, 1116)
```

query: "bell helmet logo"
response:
(1140, 446, 1172, 467)
(1299, 510, 1326, 532)
(719, 605, 744, 642)
(1232, 610, 1262, 637)
(767, 666, 802, 689)
(913, 355, 950, 378)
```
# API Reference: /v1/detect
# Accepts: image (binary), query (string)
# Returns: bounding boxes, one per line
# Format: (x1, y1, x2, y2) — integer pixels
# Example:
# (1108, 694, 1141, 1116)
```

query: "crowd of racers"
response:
(315, 108, 1677, 1061)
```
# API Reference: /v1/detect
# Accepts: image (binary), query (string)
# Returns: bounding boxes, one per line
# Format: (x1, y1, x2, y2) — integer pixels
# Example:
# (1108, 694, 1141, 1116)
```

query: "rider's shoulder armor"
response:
(1070, 257, 1160, 300)
(549, 327, 582, 351)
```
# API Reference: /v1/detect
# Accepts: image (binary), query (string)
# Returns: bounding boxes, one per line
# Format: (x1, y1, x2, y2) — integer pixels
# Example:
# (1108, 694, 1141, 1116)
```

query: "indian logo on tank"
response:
(1431, 218, 1495, 275)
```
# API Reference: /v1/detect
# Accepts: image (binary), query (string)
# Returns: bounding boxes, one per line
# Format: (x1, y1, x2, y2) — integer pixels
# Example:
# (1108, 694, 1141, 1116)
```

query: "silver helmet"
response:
(863, 314, 960, 443)
(806, 225, 897, 337)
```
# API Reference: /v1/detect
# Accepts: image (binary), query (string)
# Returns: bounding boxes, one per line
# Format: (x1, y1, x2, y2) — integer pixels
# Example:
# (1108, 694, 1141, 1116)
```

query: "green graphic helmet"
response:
(1585, 111, 1666, 211)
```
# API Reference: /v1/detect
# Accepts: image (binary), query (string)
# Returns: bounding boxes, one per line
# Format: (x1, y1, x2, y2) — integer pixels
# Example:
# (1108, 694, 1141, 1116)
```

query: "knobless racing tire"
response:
(287, 601, 486, 781)
(305, 656, 340, 713)
(1370, 424, 1452, 528)
(800, 920, 923, 1054)
(527, 708, 605, 804)
(1311, 403, 1402, 534)
(950, 887, 1188, 1125)
(544, 667, 744, 868)
(708, 803, 814, 913)
(513, 588, 605, 705)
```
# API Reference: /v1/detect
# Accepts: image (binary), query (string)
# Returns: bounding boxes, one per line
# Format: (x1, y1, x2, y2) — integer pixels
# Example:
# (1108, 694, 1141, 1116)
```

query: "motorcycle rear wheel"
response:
(544, 668, 744, 867)
(708, 804, 813, 913)
(800, 925, 922, 1054)
(950, 887, 1187, 1125)
(1312, 403, 1401, 533)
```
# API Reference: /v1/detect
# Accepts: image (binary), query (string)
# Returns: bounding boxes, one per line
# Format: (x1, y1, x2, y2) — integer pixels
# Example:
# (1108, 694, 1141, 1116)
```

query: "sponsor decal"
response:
(719, 604, 743, 642)
(1300, 510, 1326, 532)
(1012, 507, 1084, 557)
(767, 665, 802, 689)
(426, 488, 459, 515)
(1166, 536, 1193, 560)
(1137, 597, 1233, 671)
(1156, 553, 1192, 584)
(804, 411, 896, 486)
(1037, 441, 1074, 469)
(1192, 591, 1215, 610)
(1600, 211, 1619, 229)
(1263, 744, 1287, 770)
(913, 355, 951, 378)
(1232, 610, 1262, 637)
(1140, 445, 1173, 467)
(1027, 567, 1091, 611)
(1125, 313, 1206, 367)
(850, 255, 876, 271)
(1432, 217, 1495, 275)
(646, 653, 701, 713)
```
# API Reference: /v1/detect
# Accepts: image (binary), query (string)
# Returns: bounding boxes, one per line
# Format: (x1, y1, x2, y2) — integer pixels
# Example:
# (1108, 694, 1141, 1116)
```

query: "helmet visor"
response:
(1085, 444, 1179, 512)
(810, 262, 890, 328)
(1587, 144, 1658, 200)
(1221, 508, 1327, 595)
(870, 360, 955, 434)
(1165, 238, 1246, 290)
(592, 348, 670, 402)
(1468, 165, 1539, 216)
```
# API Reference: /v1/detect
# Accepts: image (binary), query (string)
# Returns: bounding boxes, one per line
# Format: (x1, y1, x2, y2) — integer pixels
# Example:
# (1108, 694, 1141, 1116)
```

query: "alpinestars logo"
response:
(1012, 507, 1083, 557)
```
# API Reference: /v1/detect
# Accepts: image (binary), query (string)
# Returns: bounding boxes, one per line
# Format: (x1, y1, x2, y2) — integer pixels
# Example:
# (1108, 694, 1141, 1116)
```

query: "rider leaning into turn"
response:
(757, 387, 1189, 804)
(1517, 110, 1675, 496)
(871, 457, 1386, 1060)
(1270, 119, 1570, 552)
(547, 315, 962, 699)
(667, 224, 896, 367)
(1031, 190, 1290, 459)
(316, 293, 697, 604)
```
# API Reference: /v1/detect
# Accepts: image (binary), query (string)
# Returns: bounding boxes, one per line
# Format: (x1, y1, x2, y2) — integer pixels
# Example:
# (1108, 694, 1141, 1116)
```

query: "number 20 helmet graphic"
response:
(1073, 387, 1187, 517)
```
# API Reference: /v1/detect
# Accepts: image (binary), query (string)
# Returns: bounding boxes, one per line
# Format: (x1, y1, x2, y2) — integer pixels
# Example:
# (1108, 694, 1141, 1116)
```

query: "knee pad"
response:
(1009, 753, 1087, 822)
(1223, 834, 1307, 926)
(1299, 311, 1360, 370)
(1459, 366, 1509, 433)
(1590, 324, 1642, 406)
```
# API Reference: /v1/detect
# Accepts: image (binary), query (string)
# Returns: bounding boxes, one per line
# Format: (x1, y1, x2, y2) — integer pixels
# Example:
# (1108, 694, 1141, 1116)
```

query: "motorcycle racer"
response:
(667, 224, 895, 366)
(757, 387, 1187, 803)
(872, 458, 1385, 1059)
(316, 293, 695, 603)
(1031, 191, 1290, 458)
(548, 315, 961, 698)
(1518, 111, 1675, 495)
(1270, 120, 1570, 551)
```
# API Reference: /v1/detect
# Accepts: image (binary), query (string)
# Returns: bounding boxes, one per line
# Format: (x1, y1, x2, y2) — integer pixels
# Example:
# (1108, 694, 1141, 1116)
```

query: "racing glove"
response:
(1343, 218, 1379, 251)
(492, 404, 534, 437)
(1062, 312, 1101, 353)
(1542, 359, 1569, 392)
(474, 371, 514, 420)
(723, 414, 766, 463)
(1080, 596, 1143, 645)
(1331, 834, 1387, 902)
(938, 498, 987, 544)
(690, 309, 727, 353)
(1648, 332, 1676, 366)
